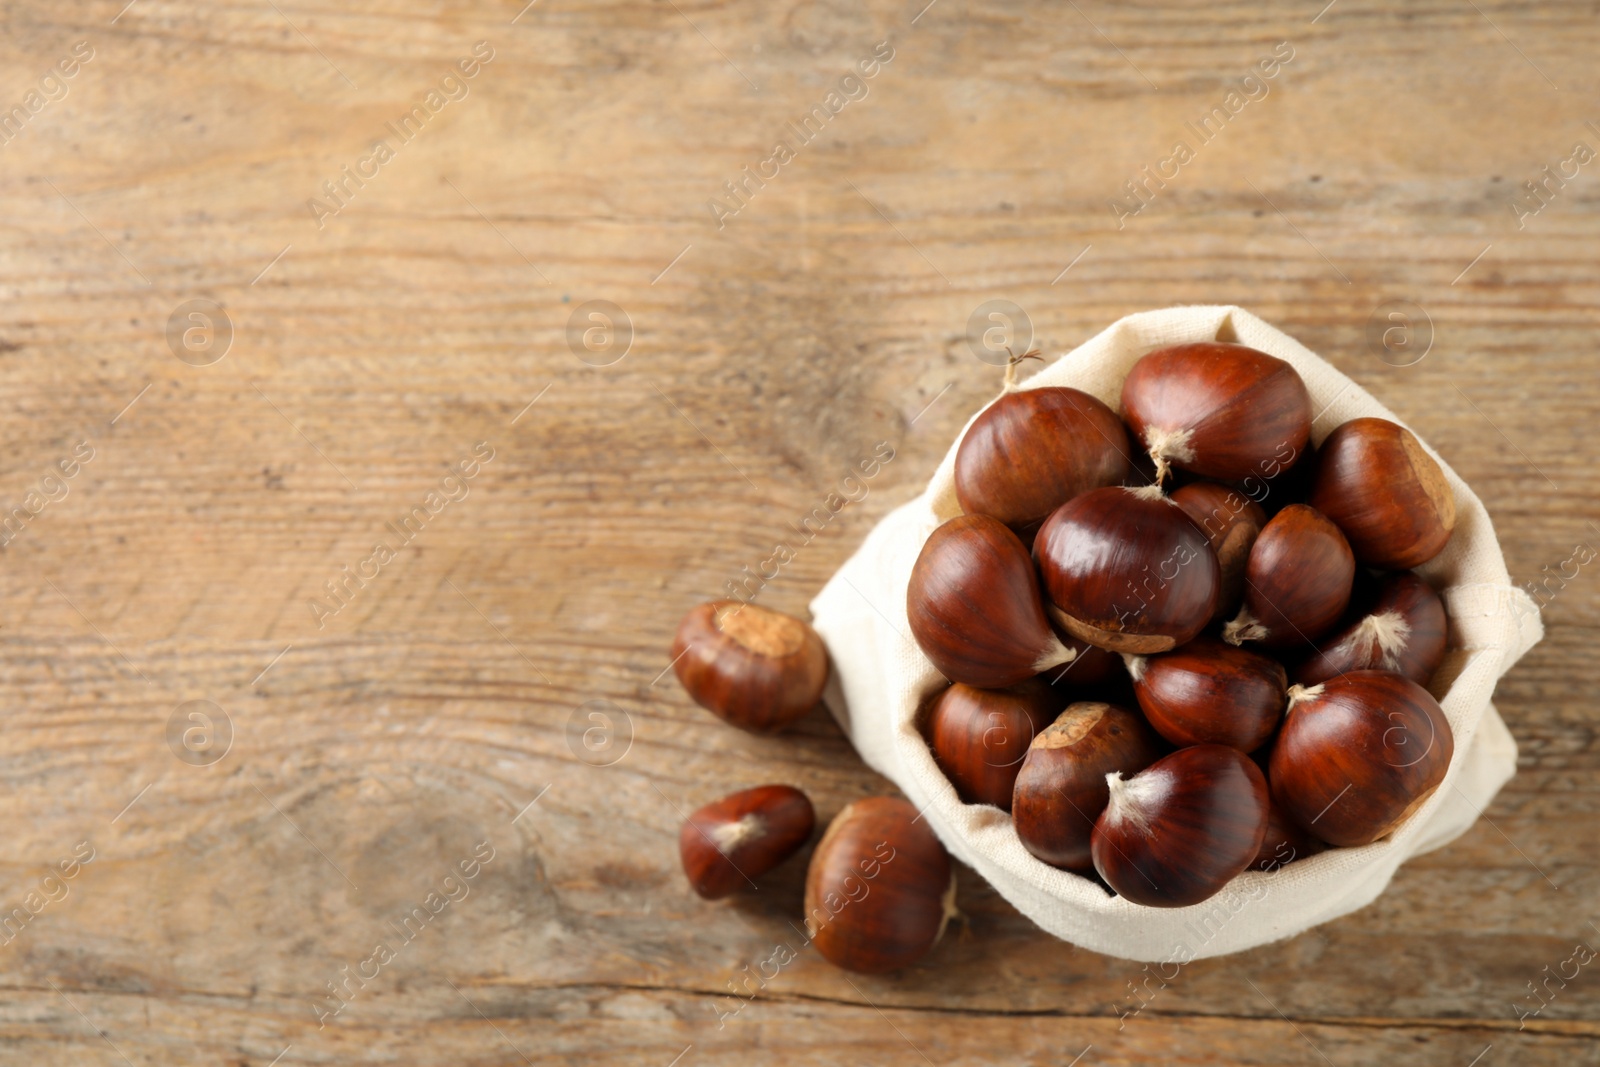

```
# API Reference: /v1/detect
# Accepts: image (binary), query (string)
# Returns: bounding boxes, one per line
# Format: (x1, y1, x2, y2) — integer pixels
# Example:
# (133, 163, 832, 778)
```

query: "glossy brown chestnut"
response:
(1295, 570, 1447, 687)
(923, 678, 1068, 810)
(805, 797, 955, 974)
(1223, 504, 1355, 651)
(1011, 702, 1163, 870)
(1091, 744, 1269, 908)
(1120, 341, 1312, 484)
(672, 601, 829, 733)
(908, 514, 1077, 688)
(1124, 636, 1287, 752)
(1309, 417, 1457, 569)
(1035, 485, 1221, 654)
(680, 785, 816, 899)
(1253, 794, 1326, 873)
(1172, 481, 1267, 623)
(954, 386, 1132, 529)
(1270, 670, 1454, 847)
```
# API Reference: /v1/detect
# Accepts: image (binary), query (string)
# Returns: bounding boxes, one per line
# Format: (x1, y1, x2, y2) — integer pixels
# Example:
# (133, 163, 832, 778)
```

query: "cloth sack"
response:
(810, 305, 1543, 962)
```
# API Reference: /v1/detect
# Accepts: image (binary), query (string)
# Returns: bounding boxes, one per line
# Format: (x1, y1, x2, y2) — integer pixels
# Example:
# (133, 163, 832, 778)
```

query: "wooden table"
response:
(0, 1, 1595, 1063)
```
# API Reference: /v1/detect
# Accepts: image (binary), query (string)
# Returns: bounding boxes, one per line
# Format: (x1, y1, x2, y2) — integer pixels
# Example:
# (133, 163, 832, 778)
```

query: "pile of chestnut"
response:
(671, 600, 955, 973)
(668, 340, 1459, 972)
(915, 341, 1457, 908)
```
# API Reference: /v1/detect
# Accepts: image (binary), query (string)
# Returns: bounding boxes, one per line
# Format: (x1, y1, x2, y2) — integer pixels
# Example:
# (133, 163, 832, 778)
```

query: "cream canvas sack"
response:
(810, 305, 1543, 962)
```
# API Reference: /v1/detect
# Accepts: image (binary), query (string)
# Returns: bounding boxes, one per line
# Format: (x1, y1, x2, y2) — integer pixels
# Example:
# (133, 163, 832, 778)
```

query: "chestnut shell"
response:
(1270, 670, 1454, 847)
(1171, 481, 1267, 623)
(1295, 570, 1448, 687)
(805, 797, 953, 974)
(923, 679, 1068, 810)
(1226, 504, 1355, 651)
(1120, 341, 1312, 483)
(672, 601, 829, 733)
(954, 386, 1132, 529)
(1010, 702, 1163, 870)
(1127, 636, 1287, 752)
(1309, 417, 1456, 569)
(679, 785, 816, 900)
(908, 514, 1073, 688)
(1035, 485, 1220, 653)
(1091, 744, 1270, 908)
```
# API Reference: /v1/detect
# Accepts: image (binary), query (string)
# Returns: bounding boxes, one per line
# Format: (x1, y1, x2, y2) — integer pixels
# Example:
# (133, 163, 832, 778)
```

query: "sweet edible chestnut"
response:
(954, 386, 1132, 530)
(680, 785, 816, 899)
(1172, 481, 1267, 623)
(1124, 637, 1286, 752)
(1254, 793, 1326, 872)
(672, 601, 829, 733)
(1224, 504, 1355, 651)
(1091, 744, 1269, 908)
(1011, 702, 1163, 870)
(1120, 341, 1312, 484)
(908, 514, 1077, 687)
(923, 679, 1068, 810)
(805, 797, 955, 974)
(1295, 570, 1447, 687)
(1035, 485, 1221, 654)
(1309, 417, 1456, 569)
(1270, 670, 1454, 847)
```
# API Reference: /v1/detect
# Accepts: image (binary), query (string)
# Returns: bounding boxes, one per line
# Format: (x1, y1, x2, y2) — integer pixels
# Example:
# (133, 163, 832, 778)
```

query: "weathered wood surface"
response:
(0, 0, 1596, 1063)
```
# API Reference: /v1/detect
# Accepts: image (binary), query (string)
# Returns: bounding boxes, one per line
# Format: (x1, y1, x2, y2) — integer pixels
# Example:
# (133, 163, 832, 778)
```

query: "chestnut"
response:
(1223, 504, 1355, 651)
(1124, 636, 1286, 752)
(680, 785, 816, 899)
(923, 678, 1067, 810)
(1010, 702, 1163, 870)
(1254, 793, 1326, 872)
(1309, 417, 1456, 569)
(1035, 485, 1221, 654)
(1091, 744, 1269, 908)
(671, 601, 828, 733)
(1295, 570, 1447, 687)
(908, 514, 1077, 687)
(804, 797, 955, 974)
(1171, 481, 1267, 623)
(954, 386, 1132, 530)
(1270, 670, 1454, 847)
(1120, 341, 1312, 484)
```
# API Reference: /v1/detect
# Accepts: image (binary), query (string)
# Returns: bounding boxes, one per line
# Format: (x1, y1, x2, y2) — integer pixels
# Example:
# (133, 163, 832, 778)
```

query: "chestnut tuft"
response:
(908, 514, 1078, 687)
(672, 601, 829, 733)
(1270, 670, 1454, 847)
(922, 678, 1067, 810)
(954, 386, 1132, 530)
(1091, 744, 1269, 908)
(1171, 481, 1267, 623)
(1035, 485, 1221, 654)
(804, 797, 956, 974)
(1120, 341, 1312, 484)
(1010, 702, 1163, 871)
(1223, 504, 1355, 651)
(1309, 417, 1456, 569)
(1124, 636, 1287, 752)
(1295, 570, 1448, 687)
(680, 785, 816, 900)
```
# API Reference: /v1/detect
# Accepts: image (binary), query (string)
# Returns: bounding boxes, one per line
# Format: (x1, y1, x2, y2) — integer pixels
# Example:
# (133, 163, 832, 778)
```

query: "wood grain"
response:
(0, 0, 1597, 1063)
